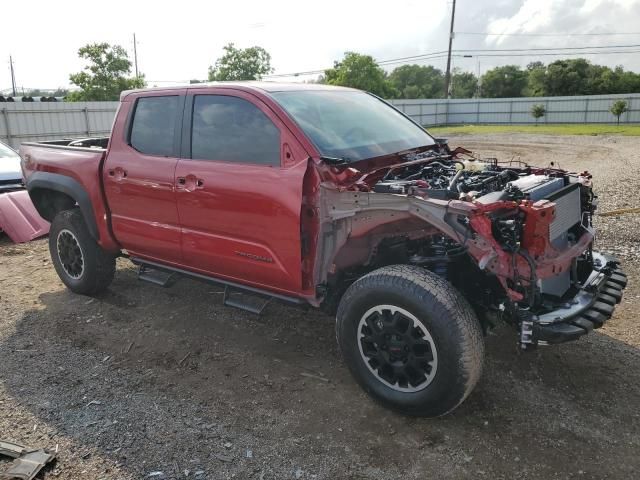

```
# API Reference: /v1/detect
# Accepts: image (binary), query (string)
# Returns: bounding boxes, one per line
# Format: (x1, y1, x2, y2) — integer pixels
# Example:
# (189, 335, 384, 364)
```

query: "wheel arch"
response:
(26, 172, 99, 240)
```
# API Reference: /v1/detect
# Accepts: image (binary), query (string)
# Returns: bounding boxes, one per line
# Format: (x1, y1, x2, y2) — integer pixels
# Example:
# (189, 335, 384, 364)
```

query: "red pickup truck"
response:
(21, 82, 626, 416)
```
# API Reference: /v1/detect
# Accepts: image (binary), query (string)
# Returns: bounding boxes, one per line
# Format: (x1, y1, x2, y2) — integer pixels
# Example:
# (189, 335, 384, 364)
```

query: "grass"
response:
(426, 124, 640, 136)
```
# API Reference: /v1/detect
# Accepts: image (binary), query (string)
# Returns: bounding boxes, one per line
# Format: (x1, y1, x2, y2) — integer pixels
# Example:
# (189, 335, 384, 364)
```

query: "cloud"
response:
(2, 0, 640, 90)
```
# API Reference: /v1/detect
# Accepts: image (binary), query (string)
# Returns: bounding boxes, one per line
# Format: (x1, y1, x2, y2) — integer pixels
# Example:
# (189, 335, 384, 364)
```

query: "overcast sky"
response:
(1, 0, 640, 92)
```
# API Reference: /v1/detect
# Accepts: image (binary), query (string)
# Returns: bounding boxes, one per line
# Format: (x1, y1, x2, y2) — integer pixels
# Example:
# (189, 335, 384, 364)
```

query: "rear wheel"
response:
(336, 265, 484, 417)
(49, 209, 115, 295)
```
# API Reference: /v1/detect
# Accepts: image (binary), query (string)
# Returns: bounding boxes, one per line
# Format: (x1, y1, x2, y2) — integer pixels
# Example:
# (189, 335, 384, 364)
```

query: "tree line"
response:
(322, 52, 640, 99)
(61, 43, 640, 101)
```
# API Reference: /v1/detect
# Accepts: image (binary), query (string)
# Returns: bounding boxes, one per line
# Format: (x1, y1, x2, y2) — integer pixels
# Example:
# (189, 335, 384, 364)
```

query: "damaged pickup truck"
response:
(20, 83, 626, 416)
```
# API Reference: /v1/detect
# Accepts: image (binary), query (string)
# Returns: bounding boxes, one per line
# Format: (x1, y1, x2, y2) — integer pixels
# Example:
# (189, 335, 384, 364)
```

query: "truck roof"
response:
(120, 81, 357, 100)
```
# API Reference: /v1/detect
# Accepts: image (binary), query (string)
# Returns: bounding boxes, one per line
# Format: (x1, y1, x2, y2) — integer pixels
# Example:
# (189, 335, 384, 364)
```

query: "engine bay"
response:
(371, 151, 584, 206)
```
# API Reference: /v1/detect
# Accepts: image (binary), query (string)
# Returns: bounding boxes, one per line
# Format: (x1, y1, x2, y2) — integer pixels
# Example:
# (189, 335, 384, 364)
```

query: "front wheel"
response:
(49, 209, 116, 295)
(336, 265, 484, 417)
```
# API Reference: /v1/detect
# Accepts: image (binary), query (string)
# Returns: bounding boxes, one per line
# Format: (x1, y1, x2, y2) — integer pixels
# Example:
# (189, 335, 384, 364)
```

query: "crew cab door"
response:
(103, 92, 185, 263)
(175, 89, 308, 294)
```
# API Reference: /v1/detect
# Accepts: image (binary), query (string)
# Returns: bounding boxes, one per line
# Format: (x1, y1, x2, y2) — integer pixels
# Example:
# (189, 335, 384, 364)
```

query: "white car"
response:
(0, 140, 23, 191)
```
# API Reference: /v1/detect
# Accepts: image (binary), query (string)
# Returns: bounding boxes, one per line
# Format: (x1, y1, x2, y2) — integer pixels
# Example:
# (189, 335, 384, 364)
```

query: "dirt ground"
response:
(1, 133, 639, 480)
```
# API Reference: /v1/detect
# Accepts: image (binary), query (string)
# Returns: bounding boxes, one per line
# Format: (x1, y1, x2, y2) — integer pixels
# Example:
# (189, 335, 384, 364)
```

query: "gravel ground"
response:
(1, 133, 639, 480)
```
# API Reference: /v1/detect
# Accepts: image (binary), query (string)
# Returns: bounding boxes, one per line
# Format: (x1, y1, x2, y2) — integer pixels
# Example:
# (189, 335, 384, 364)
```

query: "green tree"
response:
(324, 52, 396, 98)
(208, 43, 273, 81)
(530, 104, 546, 124)
(451, 69, 478, 98)
(525, 62, 546, 96)
(615, 67, 640, 93)
(388, 64, 444, 98)
(67, 43, 144, 101)
(481, 65, 528, 98)
(610, 100, 628, 125)
(543, 59, 592, 96)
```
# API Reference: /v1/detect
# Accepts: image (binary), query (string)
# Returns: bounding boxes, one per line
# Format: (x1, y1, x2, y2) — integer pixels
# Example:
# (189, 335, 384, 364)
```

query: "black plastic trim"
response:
(131, 257, 307, 306)
(25, 171, 99, 239)
(533, 260, 626, 344)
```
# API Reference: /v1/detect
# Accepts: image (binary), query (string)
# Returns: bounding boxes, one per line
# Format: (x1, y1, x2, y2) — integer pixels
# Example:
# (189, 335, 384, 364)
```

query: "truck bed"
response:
(22, 137, 109, 151)
(20, 137, 116, 250)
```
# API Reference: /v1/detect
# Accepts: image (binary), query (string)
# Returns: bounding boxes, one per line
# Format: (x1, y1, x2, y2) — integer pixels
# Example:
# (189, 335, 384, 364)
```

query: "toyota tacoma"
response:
(20, 83, 626, 416)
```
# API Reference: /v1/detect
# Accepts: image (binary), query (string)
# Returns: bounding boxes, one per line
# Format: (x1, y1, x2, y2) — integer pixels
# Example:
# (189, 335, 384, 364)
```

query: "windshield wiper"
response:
(319, 155, 351, 166)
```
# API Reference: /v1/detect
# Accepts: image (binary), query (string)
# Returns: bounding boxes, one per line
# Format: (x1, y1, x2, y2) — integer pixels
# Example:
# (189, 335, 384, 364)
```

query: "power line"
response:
(457, 43, 640, 53)
(265, 43, 640, 78)
(457, 31, 640, 37)
(463, 49, 640, 58)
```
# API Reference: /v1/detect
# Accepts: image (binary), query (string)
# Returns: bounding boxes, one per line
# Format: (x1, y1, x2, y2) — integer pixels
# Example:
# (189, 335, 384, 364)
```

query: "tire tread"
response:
(336, 265, 484, 416)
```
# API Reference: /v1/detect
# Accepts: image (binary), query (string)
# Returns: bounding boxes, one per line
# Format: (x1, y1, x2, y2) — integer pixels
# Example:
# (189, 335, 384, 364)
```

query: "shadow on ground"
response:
(1, 264, 639, 479)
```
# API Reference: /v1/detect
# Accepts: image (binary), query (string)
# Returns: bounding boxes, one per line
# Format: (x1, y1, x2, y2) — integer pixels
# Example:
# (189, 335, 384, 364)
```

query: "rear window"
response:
(129, 96, 179, 156)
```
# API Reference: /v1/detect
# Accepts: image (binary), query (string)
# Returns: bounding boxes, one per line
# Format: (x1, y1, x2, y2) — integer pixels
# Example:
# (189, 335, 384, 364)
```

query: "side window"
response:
(191, 95, 280, 165)
(129, 96, 179, 156)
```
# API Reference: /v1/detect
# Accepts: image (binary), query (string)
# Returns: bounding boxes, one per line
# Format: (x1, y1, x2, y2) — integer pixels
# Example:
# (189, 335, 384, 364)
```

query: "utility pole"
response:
(9, 55, 17, 97)
(133, 33, 139, 78)
(444, 0, 457, 99)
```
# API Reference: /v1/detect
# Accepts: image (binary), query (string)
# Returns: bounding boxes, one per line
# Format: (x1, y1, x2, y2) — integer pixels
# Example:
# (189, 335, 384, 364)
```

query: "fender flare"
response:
(26, 171, 99, 240)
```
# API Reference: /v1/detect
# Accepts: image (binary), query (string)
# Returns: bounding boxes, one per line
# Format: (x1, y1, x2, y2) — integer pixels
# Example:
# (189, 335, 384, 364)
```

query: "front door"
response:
(175, 90, 308, 294)
(103, 93, 184, 263)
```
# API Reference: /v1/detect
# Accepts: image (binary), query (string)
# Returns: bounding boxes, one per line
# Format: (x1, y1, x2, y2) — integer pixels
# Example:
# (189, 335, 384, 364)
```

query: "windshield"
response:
(0, 141, 18, 159)
(271, 90, 435, 162)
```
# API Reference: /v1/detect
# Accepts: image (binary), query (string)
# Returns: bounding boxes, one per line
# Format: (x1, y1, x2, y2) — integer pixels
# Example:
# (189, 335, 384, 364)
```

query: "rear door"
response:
(103, 92, 185, 263)
(175, 89, 309, 294)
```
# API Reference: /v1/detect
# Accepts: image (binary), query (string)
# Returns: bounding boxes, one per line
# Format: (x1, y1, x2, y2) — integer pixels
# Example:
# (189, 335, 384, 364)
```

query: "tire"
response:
(49, 209, 116, 295)
(336, 265, 484, 417)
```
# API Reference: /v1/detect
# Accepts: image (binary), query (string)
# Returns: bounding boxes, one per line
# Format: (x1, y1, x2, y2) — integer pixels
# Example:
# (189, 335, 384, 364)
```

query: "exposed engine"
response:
(372, 155, 572, 204)
(369, 152, 596, 301)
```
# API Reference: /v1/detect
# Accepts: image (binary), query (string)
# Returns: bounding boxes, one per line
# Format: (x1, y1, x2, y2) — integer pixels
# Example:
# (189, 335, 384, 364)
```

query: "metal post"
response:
(584, 98, 590, 124)
(545, 99, 549, 124)
(9, 56, 17, 97)
(83, 107, 91, 135)
(476, 99, 480, 124)
(2, 108, 12, 146)
(626, 96, 632, 124)
(445, 100, 450, 126)
(443, 0, 457, 99)
(133, 33, 139, 78)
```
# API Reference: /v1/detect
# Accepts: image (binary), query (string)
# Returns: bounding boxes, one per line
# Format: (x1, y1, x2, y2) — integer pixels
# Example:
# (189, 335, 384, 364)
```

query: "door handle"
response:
(176, 176, 203, 190)
(109, 167, 127, 180)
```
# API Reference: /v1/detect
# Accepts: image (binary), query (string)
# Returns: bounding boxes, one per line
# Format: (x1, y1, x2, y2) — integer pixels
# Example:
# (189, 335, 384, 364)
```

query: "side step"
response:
(223, 286, 272, 315)
(130, 258, 307, 314)
(137, 264, 178, 287)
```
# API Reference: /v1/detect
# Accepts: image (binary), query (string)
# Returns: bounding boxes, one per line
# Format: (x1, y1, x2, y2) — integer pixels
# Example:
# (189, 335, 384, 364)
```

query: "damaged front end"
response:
(313, 143, 626, 348)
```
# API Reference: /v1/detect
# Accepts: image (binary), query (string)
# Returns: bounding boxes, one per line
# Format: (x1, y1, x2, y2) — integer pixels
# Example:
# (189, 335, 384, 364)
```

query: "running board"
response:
(223, 286, 272, 315)
(130, 257, 306, 312)
(137, 264, 177, 287)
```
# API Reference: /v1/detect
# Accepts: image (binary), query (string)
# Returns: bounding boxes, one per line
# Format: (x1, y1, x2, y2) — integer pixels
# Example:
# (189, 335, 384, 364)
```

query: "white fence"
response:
(390, 93, 640, 126)
(2, 93, 640, 148)
(0, 101, 118, 148)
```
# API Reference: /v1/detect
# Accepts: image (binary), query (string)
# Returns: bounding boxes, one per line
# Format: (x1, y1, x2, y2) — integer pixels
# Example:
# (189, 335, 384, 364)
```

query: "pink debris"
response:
(0, 190, 50, 243)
